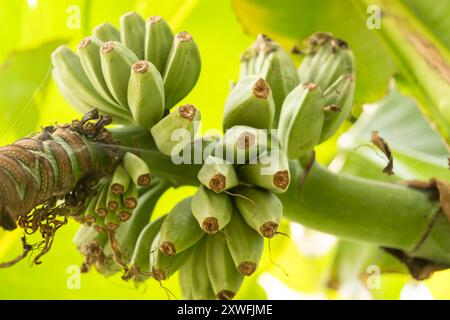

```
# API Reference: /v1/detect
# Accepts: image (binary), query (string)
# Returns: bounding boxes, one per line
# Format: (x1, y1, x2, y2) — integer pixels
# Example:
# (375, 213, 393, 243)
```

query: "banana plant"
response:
(0, 9, 448, 301)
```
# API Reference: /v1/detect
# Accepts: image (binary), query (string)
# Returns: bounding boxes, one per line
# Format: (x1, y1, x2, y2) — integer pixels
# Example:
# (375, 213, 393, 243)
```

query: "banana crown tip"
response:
(78, 37, 92, 49)
(209, 173, 226, 193)
(148, 15, 162, 23)
(238, 261, 257, 276)
(273, 170, 290, 190)
(252, 78, 270, 98)
(260, 221, 278, 238)
(177, 31, 192, 42)
(179, 104, 197, 121)
(160, 241, 176, 256)
(303, 82, 318, 91)
(100, 41, 116, 54)
(237, 131, 256, 150)
(132, 60, 150, 73)
(202, 217, 219, 234)
(217, 290, 236, 300)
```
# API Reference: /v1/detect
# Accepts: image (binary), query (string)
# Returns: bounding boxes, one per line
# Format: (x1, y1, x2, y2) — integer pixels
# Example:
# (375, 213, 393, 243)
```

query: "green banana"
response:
(95, 184, 109, 217)
(109, 165, 131, 195)
(93, 22, 120, 42)
(150, 104, 201, 156)
(319, 73, 355, 142)
(224, 209, 264, 276)
(214, 126, 268, 164)
(125, 214, 166, 282)
(120, 11, 145, 59)
(77, 36, 120, 107)
(144, 16, 174, 74)
(93, 216, 106, 233)
(127, 60, 165, 129)
(163, 31, 201, 109)
(233, 186, 282, 238)
(84, 195, 99, 224)
(184, 238, 216, 299)
(298, 34, 355, 91)
(259, 44, 299, 124)
(103, 180, 169, 264)
(239, 44, 258, 78)
(51, 46, 130, 120)
(150, 232, 194, 281)
(100, 41, 139, 109)
(179, 261, 193, 299)
(158, 197, 204, 256)
(122, 152, 151, 187)
(123, 182, 138, 209)
(277, 83, 324, 159)
(105, 211, 121, 231)
(191, 185, 233, 234)
(223, 75, 275, 130)
(197, 155, 239, 192)
(106, 191, 121, 211)
(206, 233, 244, 300)
(238, 150, 290, 193)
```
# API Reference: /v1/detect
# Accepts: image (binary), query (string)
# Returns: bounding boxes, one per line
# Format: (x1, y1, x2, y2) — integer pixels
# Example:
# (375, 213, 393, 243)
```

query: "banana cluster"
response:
(67, 26, 355, 300)
(279, 32, 356, 158)
(70, 152, 151, 234)
(52, 12, 201, 155)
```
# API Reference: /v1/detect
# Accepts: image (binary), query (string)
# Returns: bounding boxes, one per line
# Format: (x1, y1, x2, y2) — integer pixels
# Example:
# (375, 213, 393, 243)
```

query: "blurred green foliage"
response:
(0, 0, 449, 300)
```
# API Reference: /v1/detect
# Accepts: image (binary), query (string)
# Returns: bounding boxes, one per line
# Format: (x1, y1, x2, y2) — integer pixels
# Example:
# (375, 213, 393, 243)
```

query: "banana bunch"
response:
(278, 32, 356, 158)
(237, 34, 300, 125)
(52, 12, 201, 155)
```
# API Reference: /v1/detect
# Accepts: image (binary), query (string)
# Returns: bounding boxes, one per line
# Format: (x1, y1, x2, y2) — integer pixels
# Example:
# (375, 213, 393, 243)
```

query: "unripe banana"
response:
(224, 209, 264, 276)
(158, 197, 204, 256)
(125, 215, 166, 282)
(123, 182, 138, 209)
(77, 37, 120, 107)
(150, 232, 194, 281)
(191, 185, 233, 234)
(144, 16, 174, 74)
(277, 83, 324, 159)
(163, 31, 201, 109)
(197, 156, 239, 193)
(95, 184, 109, 218)
(298, 35, 355, 91)
(127, 60, 165, 129)
(122, 152, 151, 187)
(319, 73, 355, 142)
(179, 262, 194, 299)
(93, 22, 120, 42)
(118, 202, 133, 222)
(214, 126, 268, 164)
(233, 186, 282, 238)
(239, 150, 290, 193)
(120, 11, 145, 59)
(100, 41, 139, 109)
(223, 75, 275, 130)
(206, 233, 244, 300)
(93, 216, 106, 233)
(51, 46, 131, 121)
(239, 46, 257, 78)
(109, 165, 131, 195)
(150, 104, 201, 156)
(84, 195, 99, 224)
(106, 191, 121, 211)
(260, 45, 300, 124)
(183, 238, 216, 300)
(103, 180, 169, 264)
(105, 210, 121, 231)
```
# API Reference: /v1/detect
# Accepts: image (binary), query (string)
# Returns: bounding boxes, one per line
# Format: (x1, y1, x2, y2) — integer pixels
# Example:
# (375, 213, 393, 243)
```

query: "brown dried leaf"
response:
(371, 131, 394, 175)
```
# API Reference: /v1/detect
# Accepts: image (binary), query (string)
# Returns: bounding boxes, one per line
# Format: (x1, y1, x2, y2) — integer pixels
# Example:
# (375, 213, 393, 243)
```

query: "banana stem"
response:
(112, 129, 450, 265)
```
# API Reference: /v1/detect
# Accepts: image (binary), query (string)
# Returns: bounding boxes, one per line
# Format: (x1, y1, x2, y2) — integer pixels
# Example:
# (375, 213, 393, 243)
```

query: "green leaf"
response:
(402, 0, 450, 50)
(335, 86, 450, 182)
(232, 0, 450, 142)
(0, 40, 65, 145)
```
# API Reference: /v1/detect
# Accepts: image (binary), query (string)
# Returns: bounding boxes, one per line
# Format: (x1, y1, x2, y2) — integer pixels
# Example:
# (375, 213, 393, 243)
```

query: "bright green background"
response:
(0, 0, 449, 299)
